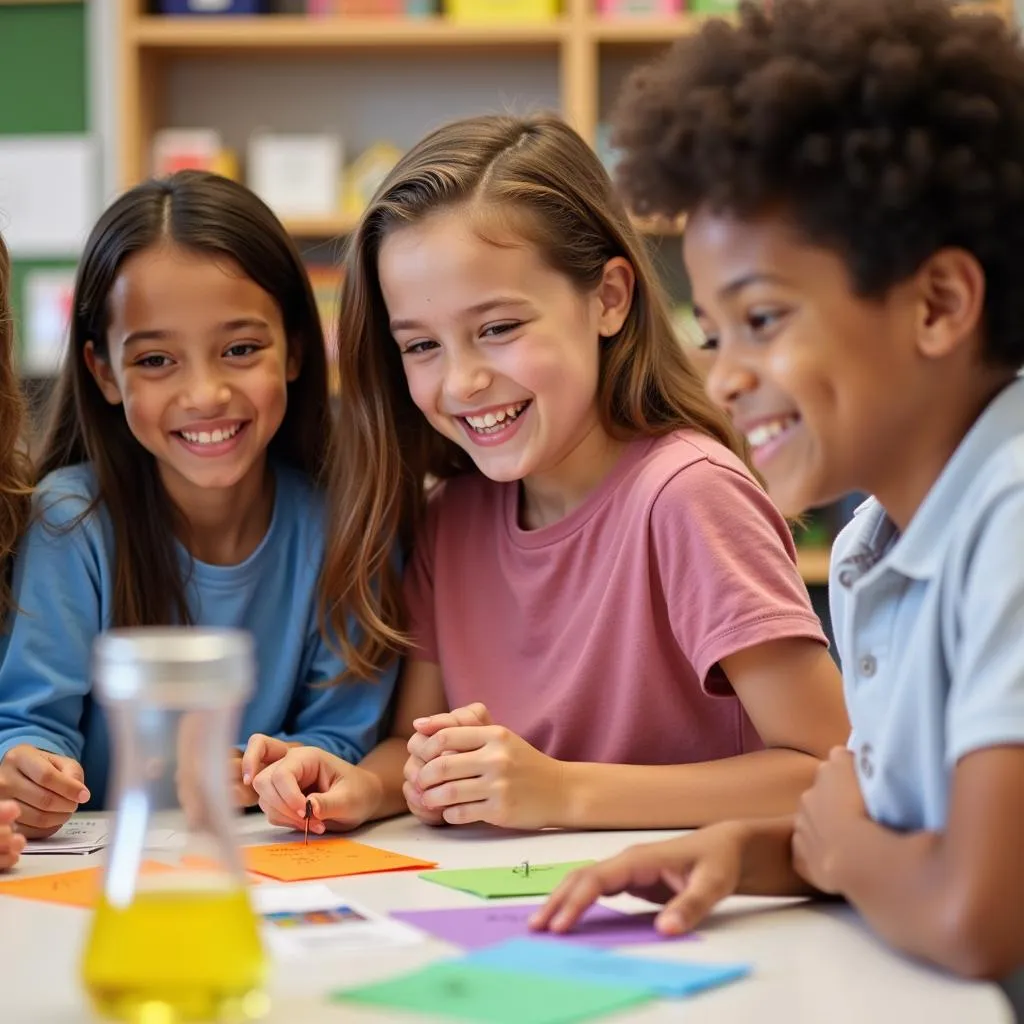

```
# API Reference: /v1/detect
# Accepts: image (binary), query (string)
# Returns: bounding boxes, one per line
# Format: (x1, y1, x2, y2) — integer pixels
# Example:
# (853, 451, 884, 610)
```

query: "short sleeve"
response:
(946, 486, 1024, 764)
(402, 485, 445, 665)
(650, 458, 827, 693)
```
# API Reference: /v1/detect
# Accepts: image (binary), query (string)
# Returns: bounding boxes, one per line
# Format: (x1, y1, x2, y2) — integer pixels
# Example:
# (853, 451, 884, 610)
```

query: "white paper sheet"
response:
(22, 819, 180, 855)
(21, 267, 75, 375)
(0, 135, 97, 258)
(22, 818, 107, 855)
(253, 882, 425, 959)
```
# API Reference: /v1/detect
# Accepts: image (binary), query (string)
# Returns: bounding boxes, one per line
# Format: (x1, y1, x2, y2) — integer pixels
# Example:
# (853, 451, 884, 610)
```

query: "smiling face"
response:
(86, 244, 299, 509)
(378, 208, 632, 499)
(684, 208, 931, 516)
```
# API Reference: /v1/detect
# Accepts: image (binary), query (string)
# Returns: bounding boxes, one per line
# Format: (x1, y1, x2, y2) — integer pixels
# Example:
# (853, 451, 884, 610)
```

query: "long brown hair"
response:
(0, 234, 33, 623)
(324, 113, 749, 680)
(37, 170, 332, 628)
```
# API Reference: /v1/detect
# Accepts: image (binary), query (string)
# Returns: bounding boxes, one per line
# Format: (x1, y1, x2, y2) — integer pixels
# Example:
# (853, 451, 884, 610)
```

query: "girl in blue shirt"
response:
(0, 171, 397, 838)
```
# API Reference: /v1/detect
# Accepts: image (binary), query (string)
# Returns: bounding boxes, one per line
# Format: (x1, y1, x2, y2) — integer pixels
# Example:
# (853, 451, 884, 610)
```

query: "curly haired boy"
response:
(533, 0, 1024, 1010)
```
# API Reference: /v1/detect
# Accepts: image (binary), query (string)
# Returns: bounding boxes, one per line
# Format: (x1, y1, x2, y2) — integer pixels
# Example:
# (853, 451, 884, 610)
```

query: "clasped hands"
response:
(402, 703, 566, 830)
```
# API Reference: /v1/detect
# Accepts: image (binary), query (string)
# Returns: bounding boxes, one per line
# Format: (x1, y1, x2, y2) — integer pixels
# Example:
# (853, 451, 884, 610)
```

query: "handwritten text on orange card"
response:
(0, 861, 175, 910)
(243, 838, 436, 882)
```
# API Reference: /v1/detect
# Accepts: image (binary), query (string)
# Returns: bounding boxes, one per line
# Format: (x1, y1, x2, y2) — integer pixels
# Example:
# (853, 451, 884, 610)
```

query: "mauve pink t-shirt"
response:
(403, 431, 827, 767)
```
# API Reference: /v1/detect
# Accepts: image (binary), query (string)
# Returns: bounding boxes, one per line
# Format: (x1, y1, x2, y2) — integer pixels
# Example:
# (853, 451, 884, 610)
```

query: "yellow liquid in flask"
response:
(82, 888, 267, 1023)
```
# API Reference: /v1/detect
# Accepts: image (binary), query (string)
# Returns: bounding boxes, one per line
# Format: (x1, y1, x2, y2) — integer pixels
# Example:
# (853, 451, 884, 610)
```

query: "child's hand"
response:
(402, 704, 493, 827)
(406, 719, 564, 829)
(0, 800, 26, 870)
(412, 702, 493, 735)
(793, 746, 867, 894)
(251, 746, 383, 833)
(235, 735, 293, 808)
(402, 771, 447, 827)
(0, 745, 90, 838)
(529, 823, 749, 937)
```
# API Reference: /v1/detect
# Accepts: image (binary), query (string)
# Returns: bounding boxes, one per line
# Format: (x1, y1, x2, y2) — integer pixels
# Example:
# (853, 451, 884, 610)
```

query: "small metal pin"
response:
(303, 798, 312, 846)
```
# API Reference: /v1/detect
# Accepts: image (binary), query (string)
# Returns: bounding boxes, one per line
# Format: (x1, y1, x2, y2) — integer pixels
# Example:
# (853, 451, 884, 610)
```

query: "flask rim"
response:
(93, 627, 255, 704)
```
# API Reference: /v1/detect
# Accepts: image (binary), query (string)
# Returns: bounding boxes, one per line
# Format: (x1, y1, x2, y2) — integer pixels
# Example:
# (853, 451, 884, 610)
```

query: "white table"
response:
(1, 814, 1012, 1023)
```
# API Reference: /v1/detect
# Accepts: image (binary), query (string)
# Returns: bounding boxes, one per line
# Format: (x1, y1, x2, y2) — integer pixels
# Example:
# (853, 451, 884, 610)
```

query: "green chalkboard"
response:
(0, 3, 87, 134)
(0, 2, 87, 366)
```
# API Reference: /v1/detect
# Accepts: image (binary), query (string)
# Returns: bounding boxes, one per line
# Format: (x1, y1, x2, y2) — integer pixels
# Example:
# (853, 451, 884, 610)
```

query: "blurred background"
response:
(0, 0, 1015, 641)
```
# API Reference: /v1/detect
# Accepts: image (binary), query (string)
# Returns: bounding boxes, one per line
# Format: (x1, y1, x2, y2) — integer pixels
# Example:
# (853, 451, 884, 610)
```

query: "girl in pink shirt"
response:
(250, 114, 848, 835)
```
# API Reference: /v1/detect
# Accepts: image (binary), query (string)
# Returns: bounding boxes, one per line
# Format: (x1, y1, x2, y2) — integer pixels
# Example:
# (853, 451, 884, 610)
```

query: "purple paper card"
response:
(390, 903, 697, 952)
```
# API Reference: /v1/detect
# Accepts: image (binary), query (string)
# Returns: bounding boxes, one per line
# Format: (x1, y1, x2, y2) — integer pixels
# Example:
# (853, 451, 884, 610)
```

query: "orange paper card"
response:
(0, 860, 175, 910)
(243, 838, 436, 882)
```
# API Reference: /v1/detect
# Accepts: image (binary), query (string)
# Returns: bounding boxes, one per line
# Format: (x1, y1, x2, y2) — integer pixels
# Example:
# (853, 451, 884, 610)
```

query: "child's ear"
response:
(83, 341, 123, 405)
(285, 341, 302, 383)
(596, 257, 636, 339)
(915, 248, 985, 360)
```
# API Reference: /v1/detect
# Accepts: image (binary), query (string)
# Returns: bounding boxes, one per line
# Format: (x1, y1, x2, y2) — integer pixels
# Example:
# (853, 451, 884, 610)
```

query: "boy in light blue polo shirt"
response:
(531, 0, 1024, 1014)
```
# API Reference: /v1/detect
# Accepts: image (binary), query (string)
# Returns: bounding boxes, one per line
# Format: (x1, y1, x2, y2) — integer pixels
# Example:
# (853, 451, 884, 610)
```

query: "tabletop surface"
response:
(0, 813, 1012, 1024)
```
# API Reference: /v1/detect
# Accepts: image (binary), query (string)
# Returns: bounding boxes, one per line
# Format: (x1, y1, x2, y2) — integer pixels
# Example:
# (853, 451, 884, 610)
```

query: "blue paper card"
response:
(463, 937, 751, 998)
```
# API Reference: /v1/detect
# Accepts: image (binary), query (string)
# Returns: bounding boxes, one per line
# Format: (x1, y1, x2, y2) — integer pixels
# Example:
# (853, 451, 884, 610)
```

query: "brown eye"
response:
(137, 354, 170, 369)
(225, 343, 259, 358)
(403, 339, 439, 356)
(481, 321, 520, 338)
(747, 309, 786, 335)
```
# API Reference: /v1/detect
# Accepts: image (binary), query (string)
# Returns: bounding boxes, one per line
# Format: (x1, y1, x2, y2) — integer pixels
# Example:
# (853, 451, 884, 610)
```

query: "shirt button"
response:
(859, 742, 875, 779)
(858, 654, 877, 678)
(838, 569, 856, 588)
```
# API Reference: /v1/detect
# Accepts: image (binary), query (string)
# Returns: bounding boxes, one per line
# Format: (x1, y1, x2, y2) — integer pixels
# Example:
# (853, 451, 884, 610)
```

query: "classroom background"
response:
(0, 0, 1015, 644)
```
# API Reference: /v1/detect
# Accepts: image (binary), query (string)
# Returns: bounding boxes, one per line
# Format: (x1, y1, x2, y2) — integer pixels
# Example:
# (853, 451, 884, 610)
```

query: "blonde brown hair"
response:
(323, 113, 749, 680)
(0, 234, 34, 623)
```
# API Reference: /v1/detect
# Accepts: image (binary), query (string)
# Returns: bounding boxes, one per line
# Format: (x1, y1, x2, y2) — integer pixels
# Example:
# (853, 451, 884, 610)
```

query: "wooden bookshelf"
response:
(118, 0, 1016, 203)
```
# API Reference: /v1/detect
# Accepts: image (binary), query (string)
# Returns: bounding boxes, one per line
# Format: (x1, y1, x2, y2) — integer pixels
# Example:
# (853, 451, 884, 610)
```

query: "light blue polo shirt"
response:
(829, 375, 1024, 1015)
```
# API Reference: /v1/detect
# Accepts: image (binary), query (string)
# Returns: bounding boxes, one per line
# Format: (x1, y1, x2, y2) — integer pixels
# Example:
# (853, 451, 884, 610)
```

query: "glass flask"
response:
(81, 628, 268, 1024)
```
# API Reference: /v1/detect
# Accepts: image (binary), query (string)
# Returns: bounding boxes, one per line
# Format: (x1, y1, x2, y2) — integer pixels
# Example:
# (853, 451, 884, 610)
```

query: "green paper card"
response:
(332, 961, 653, 1024)
(419, 860, 595, 899)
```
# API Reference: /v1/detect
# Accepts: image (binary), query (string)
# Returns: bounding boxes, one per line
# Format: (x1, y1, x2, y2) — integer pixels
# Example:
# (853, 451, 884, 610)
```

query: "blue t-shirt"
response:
(0, 462, 398, 809)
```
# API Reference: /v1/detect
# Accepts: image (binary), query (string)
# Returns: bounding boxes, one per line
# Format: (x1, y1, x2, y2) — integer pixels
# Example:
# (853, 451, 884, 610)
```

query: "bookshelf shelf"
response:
(283, 212, 682, 238)
(797, 548, 832, 588)
(130, 14, 570, 52)
(586, 14, 711, 44)
(283, 214, 361, 238)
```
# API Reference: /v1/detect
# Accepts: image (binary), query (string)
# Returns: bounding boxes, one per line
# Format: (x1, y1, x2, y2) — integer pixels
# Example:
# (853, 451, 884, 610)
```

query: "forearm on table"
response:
(358, 736, 412, 822)
(560, 748, 820, 830)
(834, 819, 1012, 978)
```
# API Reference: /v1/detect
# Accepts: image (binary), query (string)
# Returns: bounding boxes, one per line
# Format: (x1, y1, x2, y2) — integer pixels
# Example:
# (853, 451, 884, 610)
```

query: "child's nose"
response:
(445, 354, 491, 403)
(182, 371, 231, 412)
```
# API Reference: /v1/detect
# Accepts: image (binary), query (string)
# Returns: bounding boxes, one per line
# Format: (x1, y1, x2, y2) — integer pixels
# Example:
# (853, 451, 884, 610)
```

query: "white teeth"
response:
(464, 402, 527, 433)
(747, 416, 798, 449)
(180, 424, 241, 446)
